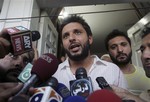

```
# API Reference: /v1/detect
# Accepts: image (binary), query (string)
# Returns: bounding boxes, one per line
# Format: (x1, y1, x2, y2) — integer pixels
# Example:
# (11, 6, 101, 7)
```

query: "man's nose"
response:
(14, 56, 23, 68)
(117, 45, 123, 52)
(142, 48, 150, 59)
(69, 34, 76, 42)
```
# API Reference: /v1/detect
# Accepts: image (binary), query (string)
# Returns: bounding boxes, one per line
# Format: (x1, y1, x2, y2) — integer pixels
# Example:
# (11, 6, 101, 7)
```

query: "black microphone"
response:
(31, 31, 41, 41)
(43, 76, 58, 90)
(69, 67, 93, 99)
(96, 77, 112, 90)
(15, 53, 59, 96)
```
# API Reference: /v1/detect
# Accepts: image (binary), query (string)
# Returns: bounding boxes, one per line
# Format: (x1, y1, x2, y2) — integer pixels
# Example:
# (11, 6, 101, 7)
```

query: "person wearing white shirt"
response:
(53, 15, 127, 92)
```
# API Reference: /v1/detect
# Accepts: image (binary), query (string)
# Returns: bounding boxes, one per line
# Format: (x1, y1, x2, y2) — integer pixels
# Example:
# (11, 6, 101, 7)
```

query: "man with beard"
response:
(0, 51, 34, 82)
(138, 27, 150, 102)
(105, 29, 150, 95)
(53, 15, 127, 92)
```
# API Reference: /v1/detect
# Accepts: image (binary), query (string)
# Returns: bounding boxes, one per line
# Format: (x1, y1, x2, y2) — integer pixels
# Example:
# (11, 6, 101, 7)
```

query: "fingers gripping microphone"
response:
(87, 89, 122, 102)
(69, 67, 93, 99)
(15, 53, 59, 96)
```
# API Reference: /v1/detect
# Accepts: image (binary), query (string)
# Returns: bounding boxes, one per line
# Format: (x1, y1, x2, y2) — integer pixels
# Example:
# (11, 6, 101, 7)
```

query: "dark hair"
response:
(141, 27, 150, 38)
(59, 15, 92, 37)
(105, 29, 131, 51)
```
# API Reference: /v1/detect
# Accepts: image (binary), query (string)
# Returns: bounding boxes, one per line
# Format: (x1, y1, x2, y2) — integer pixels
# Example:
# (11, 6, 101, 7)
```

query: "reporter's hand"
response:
(0, 53, 18, 74)
(0, 28, 11, 58)
(0, 82, 23, 102)
(111, 85, 145, 102)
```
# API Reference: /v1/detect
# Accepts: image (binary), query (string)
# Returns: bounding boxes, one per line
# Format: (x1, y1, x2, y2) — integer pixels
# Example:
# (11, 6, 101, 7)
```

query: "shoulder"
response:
(93, 55, 121, 72)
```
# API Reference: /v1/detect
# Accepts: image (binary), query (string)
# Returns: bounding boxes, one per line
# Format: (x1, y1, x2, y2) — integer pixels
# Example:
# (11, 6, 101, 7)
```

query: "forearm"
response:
(124, 93, 146, 102)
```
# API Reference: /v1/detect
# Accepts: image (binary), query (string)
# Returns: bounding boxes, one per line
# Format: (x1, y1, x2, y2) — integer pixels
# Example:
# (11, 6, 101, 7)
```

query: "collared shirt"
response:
(53, 55, 128, 91)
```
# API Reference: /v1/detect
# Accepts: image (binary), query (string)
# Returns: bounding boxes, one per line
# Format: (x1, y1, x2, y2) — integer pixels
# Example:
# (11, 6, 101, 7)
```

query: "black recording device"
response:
(96, 77, 112, 90)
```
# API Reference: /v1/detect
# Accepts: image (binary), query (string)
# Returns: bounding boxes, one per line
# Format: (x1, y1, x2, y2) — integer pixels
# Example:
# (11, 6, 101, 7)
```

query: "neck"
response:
(119, 63, 135, 74)
(69, 55, 94, 74)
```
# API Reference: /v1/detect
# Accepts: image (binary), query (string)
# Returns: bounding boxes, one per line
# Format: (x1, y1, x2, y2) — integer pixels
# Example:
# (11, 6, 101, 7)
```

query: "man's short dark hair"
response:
(141, 27, 150, 38)
(105, 29, 131, 51)
(59, 15, 92, 37)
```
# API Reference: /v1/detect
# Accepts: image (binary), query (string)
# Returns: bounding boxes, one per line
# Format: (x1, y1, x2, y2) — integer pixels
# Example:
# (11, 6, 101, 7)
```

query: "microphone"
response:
(87, 89, 122, 102)
(56, 83, 71, 102)
(42, 76, 58, 90)
(29, 77, 63, 102)
(69, 67, 93, 99)
(0, 26, 41, 56)
(31, 31, 41, 41)
(29, 86, 63, 102)
(15, 53, 59, 96)
(96, 76, 112, 90)
(64, 96, 86, 102)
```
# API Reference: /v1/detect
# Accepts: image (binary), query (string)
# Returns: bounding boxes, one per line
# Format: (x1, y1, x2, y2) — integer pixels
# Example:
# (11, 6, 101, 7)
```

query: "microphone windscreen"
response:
(31, 53, 59, 82)
(31, 31, 41, 41)
(87, 89, 122, 102)
(64, 96, 86, 102)
(56, 83, 70, 101)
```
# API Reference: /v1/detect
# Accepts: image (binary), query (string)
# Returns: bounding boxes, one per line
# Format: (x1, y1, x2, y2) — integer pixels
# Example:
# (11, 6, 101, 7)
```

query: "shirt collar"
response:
(59, 55, 107, 70)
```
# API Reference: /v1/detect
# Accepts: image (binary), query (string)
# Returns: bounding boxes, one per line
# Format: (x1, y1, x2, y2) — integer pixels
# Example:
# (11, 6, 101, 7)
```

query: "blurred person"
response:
(0, 27, 40, 82)
(0, 51, 34, 82)
(100, 53, 112, 62)
(139, 27, 150, 102)
(105, 29, 150, 95)
(140, 27, 150, 78)
(53, 15, 128, 92)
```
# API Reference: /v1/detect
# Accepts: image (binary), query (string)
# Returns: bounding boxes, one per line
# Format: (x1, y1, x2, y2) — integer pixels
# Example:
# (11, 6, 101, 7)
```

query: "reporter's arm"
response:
(111, 85, 146, 102)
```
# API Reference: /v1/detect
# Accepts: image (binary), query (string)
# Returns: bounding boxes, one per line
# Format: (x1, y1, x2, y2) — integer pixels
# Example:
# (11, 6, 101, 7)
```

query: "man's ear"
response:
(88, 35, 93, 44)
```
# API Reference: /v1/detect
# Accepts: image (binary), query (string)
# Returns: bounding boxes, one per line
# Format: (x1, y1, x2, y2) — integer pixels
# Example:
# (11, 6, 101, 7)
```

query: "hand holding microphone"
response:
(0, 26, 41, 58)
(15, 53, 59, 96)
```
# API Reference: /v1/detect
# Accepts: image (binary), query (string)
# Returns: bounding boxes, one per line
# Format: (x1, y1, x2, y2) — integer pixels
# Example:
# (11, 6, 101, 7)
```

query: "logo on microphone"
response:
(29, 86, 62, 102)
(70, 79, 91, 99)
(18, 63, 33, 83)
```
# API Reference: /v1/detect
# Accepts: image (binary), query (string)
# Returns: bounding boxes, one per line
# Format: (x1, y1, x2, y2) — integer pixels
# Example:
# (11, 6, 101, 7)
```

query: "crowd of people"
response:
(0, 15, 150, 102)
